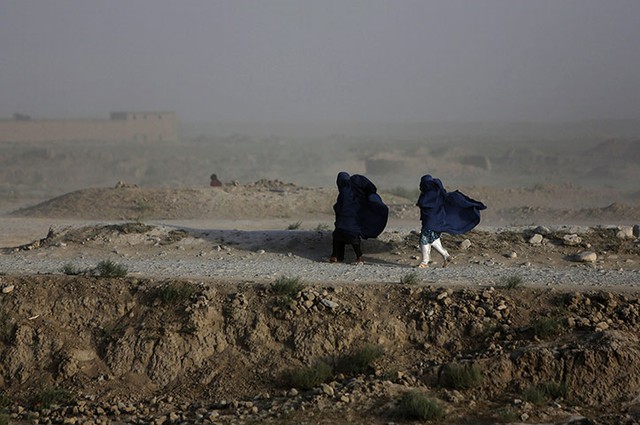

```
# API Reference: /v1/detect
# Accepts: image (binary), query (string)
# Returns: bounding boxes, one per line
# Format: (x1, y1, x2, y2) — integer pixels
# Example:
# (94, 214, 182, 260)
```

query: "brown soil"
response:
(3, 276, 640, 424)
(1, 181, 640, 424)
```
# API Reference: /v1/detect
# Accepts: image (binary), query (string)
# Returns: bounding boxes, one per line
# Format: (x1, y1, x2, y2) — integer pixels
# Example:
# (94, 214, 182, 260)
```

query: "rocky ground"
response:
(1, 181, 640, 424)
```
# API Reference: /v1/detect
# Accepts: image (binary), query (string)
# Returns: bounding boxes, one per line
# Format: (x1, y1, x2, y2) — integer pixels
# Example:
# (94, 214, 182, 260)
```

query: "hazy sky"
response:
(1, 0, 639, 123)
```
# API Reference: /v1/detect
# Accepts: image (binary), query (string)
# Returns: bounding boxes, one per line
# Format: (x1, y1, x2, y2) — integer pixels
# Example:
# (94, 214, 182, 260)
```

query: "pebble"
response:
(573, 251, 598, 263)
(528, 234, 543, 245)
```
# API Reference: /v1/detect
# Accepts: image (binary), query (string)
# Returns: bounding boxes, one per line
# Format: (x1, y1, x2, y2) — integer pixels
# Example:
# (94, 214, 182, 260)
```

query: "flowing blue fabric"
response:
(333, 172, 389, 239)
(416, 175, 486, 234)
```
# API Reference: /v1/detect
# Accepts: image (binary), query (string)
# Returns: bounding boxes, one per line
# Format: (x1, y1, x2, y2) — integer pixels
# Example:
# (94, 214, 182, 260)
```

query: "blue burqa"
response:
(416, 175, 486, 234)
(333, 172, 389, 239)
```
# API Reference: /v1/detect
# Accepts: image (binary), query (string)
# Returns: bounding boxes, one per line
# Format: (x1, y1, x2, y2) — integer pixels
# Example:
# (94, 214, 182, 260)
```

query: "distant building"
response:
(0, 111, 177, 142)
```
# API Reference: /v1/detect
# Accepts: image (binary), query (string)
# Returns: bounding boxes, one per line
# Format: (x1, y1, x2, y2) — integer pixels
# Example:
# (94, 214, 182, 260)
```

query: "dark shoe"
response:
(354, 257, 365, 265)
(328, 256, 339, 263)
(443, 256, 452, 268)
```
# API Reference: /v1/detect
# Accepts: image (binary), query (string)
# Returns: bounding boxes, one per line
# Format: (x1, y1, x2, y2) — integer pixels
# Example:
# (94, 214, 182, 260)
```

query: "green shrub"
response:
(287, 221, 302, 230)
(522, 385, 547, 405)
(0, 413, 8, 425)
(440, 361, 483, 390)
(95, 260, 128, 278)
(500, 274, 523, 289)
(540, 381, 568, 399)
(400, 271, 421, 285)
(153, 282, 198, 306)
(271, 276, 304, 299)
(286, 361, 333, 390)
(61, 262, 85, 276)
(396, 391, 444, 421)
(523, 381, 568, 405)
(531, 316, 562, 339)
(31, 387, 74, 409)
(337, 344, 384, 375)
(495, 407, 519, 422)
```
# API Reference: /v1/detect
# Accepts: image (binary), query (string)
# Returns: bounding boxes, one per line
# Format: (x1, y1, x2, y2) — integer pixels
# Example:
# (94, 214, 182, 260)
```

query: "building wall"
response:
(0, 112, 177, 142)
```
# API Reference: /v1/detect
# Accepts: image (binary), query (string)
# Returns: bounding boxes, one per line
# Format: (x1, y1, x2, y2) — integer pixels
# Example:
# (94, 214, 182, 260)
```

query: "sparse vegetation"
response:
(495, 407, 519, 422)
(531, 316, 563, 339)
(152, 282, 198, 306)
(287, 221, 302, 230)
(440, 361, 483, 390)
(540, 381, 568, 399)
(500, 274, 523, 289)
(315, 223, 331, 231)
(271, 276, 304, 299)
(31, 387, 74, 410)
(522, 381, 568, 405)
(285, 361, 333, 390)
(336, 344, 384, 375)
(61, 262, 85, 276)
(522, 385, 547, 405)
(400, 271, 421, 285)
(396, 390, 444, 421)
(95, 260, 128, 278)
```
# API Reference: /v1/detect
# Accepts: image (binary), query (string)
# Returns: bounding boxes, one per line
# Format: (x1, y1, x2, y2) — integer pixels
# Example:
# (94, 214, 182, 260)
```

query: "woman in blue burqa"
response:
(416, 175, 486, 268)
(329, 172, 388, 264)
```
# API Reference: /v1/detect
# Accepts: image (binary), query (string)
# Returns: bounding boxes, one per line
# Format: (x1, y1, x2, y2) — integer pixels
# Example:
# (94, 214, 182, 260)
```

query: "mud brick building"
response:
(0, 111, 177, 142)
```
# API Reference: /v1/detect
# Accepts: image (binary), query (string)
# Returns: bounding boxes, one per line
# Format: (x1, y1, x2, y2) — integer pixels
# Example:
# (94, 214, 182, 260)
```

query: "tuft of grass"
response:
(539, 381, 568, 399)
(287, 221, 302, 230)
(440, 361, 483, 390)
(396, 391, 445, 421)
(315, 223, 331, 231)
(31, 387, 74, 409)
(400, 271, 421, 285)
(336, 344, 384, 375)
(271, 276, 304, 299)
(285, 361, 333, 390)
(500, 274, 523, 289)
(153, 282, 198, 306)
(522, 385, 547, 405)
(95, 260, 128, 278)
(61, 262, 85, 276)
(495, 406, 519, 422)
(531, 316, 562, 339)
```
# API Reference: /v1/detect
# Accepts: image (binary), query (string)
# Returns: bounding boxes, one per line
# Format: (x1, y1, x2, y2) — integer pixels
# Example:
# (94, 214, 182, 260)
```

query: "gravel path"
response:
(1, 218, 639, 290)
(2, 239, 639, 290)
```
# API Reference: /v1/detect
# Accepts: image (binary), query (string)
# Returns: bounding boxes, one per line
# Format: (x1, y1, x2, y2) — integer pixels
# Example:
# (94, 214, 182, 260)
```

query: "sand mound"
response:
(9, 180, 640, 226)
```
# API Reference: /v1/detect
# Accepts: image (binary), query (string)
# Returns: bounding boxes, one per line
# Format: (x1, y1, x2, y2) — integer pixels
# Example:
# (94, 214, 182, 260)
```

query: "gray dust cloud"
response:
(1, 1, 639, 207)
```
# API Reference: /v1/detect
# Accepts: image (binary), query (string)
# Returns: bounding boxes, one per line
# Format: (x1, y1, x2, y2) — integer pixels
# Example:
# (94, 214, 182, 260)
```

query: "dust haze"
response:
(1, 120, 640, 217)
(1, 1, 640, 213)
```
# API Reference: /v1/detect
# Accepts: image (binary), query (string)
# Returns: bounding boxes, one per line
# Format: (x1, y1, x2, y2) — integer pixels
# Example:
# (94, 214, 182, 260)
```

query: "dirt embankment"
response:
(8, 180, 640, 226)
(2, 276, 640, 424)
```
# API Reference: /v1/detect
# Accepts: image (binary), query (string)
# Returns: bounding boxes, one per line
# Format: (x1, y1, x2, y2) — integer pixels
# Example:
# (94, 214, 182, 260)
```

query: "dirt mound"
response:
(2, 276, 640, 424)
(10, 182, 338, 221)
(9, 181, 640, 227)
